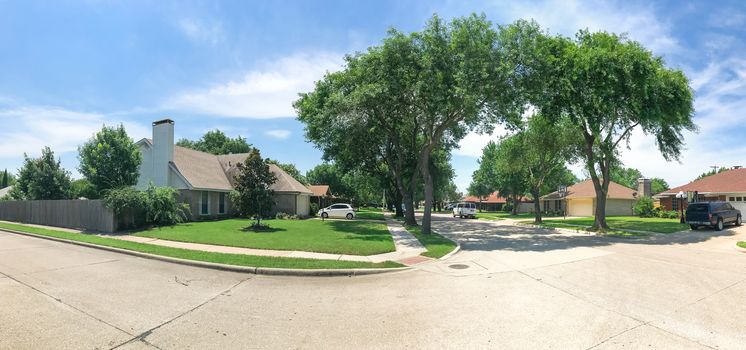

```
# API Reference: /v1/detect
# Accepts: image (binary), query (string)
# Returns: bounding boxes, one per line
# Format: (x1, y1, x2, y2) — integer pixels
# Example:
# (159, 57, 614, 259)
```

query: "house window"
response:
(219, 192, 226, 214)
(672, 197, 679, 212)
(738, 197, 744, 202)
(730, 197, 736, 202)
(200, 191, 209, 215)
(555, 200, 562, 210)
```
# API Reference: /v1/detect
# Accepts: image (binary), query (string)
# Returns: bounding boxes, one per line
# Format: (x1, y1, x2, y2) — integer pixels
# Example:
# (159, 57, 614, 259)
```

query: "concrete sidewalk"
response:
(101, 219, 431, 265)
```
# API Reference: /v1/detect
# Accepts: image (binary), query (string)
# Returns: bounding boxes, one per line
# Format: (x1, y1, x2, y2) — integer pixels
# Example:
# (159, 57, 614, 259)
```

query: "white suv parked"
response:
(453, 202, 477, 219)
(318, 203, 356, 219)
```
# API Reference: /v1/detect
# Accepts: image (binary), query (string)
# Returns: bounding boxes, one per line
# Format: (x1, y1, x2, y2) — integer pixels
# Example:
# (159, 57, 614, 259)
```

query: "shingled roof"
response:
(171, 146, 311, 194)
(541, 179, 637, 200)
(661, 168, 746, 195)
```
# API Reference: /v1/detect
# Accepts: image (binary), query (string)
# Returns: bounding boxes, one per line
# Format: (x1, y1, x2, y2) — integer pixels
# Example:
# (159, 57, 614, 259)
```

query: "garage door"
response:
(569, 199, 593, 217)
(730, 201, 746, 214)
(606, 199, 634, 216)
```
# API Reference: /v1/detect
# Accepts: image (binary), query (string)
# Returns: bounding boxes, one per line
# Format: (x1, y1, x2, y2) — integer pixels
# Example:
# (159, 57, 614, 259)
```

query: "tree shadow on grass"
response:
(326, 220, 394, 243)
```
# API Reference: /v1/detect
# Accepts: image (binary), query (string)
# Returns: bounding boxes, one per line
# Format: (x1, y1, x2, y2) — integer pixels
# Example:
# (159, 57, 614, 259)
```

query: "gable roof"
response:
(0, 186, 12, 198)
(462, 191, 530, 203)
(661, 168, 746, 195)
(541, 179, 637, 200)
(135, 139, 311, 194)
(307, 185, 331, 197)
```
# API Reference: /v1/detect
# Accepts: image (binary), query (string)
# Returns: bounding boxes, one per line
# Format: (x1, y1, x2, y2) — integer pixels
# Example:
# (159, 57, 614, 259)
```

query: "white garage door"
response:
(730, 201, 746, 214)
(569, 199, 593, 217)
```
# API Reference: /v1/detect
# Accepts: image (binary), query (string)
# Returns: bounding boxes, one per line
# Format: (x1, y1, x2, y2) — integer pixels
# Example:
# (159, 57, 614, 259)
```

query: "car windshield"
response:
(687, 204, 709, 213)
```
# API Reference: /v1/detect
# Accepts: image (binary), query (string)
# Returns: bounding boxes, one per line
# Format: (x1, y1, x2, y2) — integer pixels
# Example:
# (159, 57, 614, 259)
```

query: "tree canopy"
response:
(11, 147, 72, 200)
(506, 21, 696, 230)
(177, 130, 253, 155)
(230, 149, 277, 228)
(78, 124, 142, 195)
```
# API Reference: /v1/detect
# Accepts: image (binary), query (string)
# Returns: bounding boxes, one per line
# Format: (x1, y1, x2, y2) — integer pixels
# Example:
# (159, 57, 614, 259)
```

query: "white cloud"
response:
(493, 0, 679, 56)
(162, 52, 345, 118)
(0, 106, 149, 159)
(265, 129, 291, 139)
(176, 18, 224, 45)
(454, 124, 510, 158)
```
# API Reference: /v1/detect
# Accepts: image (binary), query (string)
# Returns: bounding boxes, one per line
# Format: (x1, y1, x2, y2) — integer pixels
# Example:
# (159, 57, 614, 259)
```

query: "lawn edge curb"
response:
(736, 242, 746, 253)
(0, 228, 411, 277)
(438, 237, 461, 260)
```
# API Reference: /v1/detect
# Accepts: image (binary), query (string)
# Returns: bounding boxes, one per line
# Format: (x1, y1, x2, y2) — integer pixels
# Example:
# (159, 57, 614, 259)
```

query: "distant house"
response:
(135, 119, 312, 219)
(0, 185, 12, 199)
(308, 185, 333, 208)
(540, 179, 643, 216)
(462, 191, 534, 213)
(656, 168, 746, 213)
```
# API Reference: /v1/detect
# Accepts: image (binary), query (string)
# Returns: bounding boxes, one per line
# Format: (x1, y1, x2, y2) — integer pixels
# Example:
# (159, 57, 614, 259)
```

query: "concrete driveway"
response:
(1, 216, 745, 349)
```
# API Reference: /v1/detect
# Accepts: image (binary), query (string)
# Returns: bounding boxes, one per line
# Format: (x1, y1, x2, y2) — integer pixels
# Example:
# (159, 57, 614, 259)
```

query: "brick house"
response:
(656, 168, 746, 214)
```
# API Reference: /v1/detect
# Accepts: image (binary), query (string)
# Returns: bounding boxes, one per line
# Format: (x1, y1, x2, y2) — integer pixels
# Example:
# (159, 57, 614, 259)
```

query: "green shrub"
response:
(658, 210, 679, 219)
(502, 203, 513, 213)
(633, 196, 655, 217)
(104, 183, 188, 228)
(310, 203, 319, 216)
(275, 212, 299, 220)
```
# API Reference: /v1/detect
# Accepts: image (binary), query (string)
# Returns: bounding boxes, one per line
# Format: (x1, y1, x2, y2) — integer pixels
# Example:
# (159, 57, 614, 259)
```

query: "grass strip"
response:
(405, 225, 458, 258)
(0, 222, 403, 269)
(737, 241, 746, 249)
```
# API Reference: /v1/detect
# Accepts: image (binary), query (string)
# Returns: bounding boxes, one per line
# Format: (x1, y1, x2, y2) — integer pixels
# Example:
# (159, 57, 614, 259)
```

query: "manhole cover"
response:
(449, 264, 470, 270)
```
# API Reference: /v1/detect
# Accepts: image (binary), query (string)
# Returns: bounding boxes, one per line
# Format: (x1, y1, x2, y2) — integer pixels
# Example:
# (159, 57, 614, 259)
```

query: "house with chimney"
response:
(539, 179, 647, 216)
(655, 167, 746, 214)
(135, 119, 312, 219)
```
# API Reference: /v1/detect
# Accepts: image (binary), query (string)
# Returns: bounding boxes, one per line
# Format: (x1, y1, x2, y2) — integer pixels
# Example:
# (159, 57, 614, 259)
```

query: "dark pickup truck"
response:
(685, 201, 742, 231)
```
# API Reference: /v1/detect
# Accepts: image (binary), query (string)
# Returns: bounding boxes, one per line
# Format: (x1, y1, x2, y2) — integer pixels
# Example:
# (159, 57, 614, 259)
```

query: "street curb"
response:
(438, 238, 461, 260)
(0, 228, 411, 277)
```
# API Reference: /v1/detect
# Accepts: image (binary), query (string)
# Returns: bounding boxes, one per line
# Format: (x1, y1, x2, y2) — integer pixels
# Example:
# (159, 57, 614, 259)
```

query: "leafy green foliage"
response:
(104, 183, 188, 227)
(11, 147, 72, 200)
(70, 179, 99, 199)
(504, 22, 696, 230)
(633, 196, 656, 217)
(1, 169, 14, 188)
(176, 130, 253, 155)
(77, 124, 142, 195)
(610, 166, 643, 189)
(231, 149, 277, 227)
(694, 167, 729, 181)
(650, 178, 669, 195)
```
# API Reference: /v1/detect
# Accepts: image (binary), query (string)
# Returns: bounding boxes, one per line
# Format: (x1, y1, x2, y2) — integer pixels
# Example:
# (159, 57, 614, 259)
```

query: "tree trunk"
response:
(591, 179, 610, 231)
(532, 188, 542, 224)
(511, 193, 518, 215)
(403, 180, 417, 226)
(421, 161, 434, 235)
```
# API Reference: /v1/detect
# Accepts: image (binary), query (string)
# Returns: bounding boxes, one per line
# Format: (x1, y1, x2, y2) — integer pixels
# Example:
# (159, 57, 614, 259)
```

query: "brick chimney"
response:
(637, 178, 651, 197)
(152, 119, 174, 187)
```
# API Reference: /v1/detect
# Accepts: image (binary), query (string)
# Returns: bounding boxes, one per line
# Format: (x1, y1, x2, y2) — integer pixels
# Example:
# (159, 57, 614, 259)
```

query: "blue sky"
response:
(1, 0, 745, 192)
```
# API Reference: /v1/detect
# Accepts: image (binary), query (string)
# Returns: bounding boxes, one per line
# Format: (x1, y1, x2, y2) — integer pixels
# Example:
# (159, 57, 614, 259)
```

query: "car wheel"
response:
(321, 212, 328, 219)
(346, 213, 353, 220)
(452, 214, 456, 218)
(737, 215, 742, 226)
(690, 225, 698, 230)
(716, 218, 724, 231)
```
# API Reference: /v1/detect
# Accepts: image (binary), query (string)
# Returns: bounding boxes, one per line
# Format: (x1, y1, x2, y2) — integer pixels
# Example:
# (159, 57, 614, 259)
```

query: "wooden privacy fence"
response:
(0, 199, 116, 233)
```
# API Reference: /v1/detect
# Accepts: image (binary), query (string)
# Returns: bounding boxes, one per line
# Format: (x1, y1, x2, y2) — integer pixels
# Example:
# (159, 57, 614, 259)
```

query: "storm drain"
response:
(449, 264, 470, 270)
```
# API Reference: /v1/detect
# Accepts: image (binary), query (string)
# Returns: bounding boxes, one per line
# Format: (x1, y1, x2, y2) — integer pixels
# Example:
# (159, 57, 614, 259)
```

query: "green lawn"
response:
(0, 222, 402, 269)
(355, 208, 385, 221)
(134, 218, 395, 256)
(405, 225, 458, 258)
(542, 216, 689, 234)
(738, 242, 746, 249)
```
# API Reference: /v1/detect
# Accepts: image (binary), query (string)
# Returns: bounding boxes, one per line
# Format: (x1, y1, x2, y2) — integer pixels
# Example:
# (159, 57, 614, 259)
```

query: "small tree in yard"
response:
(633, 196, 656, 218)
(78, 124, 142, 196)
(231, 149, 277, 229)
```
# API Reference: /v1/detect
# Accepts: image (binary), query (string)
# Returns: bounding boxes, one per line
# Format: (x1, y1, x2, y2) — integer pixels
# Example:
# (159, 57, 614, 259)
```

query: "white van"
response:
(453, 202, 477, 219)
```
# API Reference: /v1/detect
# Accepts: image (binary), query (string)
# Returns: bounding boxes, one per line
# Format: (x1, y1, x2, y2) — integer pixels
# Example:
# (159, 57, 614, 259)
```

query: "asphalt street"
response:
(1, 214, 744, 349)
